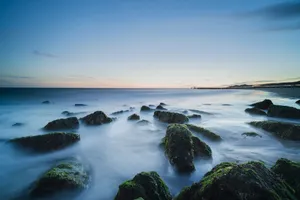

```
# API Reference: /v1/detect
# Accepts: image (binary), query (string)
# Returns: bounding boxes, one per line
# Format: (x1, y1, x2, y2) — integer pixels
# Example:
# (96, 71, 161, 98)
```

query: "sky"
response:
(0, 0, 300, 88)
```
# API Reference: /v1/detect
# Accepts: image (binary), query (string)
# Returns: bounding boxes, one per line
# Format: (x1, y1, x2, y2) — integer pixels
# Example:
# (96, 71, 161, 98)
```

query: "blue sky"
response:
(0, 0, 299, 88)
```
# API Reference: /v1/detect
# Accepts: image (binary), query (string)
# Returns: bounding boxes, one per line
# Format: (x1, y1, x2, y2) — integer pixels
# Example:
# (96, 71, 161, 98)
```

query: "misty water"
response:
(0, 88, 299, 200)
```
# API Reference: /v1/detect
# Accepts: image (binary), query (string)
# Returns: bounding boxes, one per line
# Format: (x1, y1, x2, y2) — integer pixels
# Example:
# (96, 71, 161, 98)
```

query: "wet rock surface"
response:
(267, 105, 300, 119)
(250, 99, 273, 110)
(80, 111, 113, 125)
(128, 114, 140, 120)
(154, 111, 188, 124)
(44, 117, 79, 131)
(186, 124, 221, 141)
(245, 108, 267, 116)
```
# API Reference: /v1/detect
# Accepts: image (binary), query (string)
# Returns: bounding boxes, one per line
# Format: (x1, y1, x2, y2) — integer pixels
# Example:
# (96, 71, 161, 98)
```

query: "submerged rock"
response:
(187, 114, 201, 119)
(30, 158, 90, 198)
(154, 111, 188, 124)
(128, 114, 140, 120)
(12, 122, 24, 127)
(42, 100, 50, 104)
(245, 108, 267, 116)
(156, 105, 167, 110)
(159, 102, 167, 106)
(137, 120, 151, 126)
(175, 161, 297, 200)
(111, 110, 130, 115)
(44, 117, 79, 131)
(242, 132, 262, 138)
(161, 124, 211, 173)
(272, 158, 300, 199)
(74, 104, 87, 107)
(296, 100, 300, 105)
(115, 171, 172, 200)
(222, 104, 231, 106)
(141, 105, 151, 111)
(80, 111, 113, 125)
(62, 111, 86, 116)
(188, 109, 213, 115)
(250, 99, 273, 110)
(186, 124, 221, 141)
(249, 121, 300, 141)
(267, 105, 300, 119)
(10, 132, 80, 153)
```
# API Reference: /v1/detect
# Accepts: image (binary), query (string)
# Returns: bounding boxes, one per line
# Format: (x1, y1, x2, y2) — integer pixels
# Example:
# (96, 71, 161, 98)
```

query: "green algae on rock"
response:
(80, 111, 113, 125)
(272, 158, 300, 199)
(192, 136, 212, 157)
(249, 121, 300, 141)
(186, 124, 221, 141)
(44, 117, 79, 130)
(154, 111, 189, 124)
(175, 161, 297, 200)
(128, 114, 140, 120)
(114, 171, 172, 200)
(10, 132, 80, 153)
(242, 132, 262, 138)
(245, 108, 267, 116)
(267, 105, 300, 119)
(250, 99, 273, 110)
(30, 158, 90, 198)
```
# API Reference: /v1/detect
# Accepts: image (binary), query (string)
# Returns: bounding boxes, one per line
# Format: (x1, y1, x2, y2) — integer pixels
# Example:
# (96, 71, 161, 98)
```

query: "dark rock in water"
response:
(161, 124, 211, 173)
(149, 104, 156, 107)
(111, 110, 130, 115)
(175, 161, 297, 200)
(74, 104, 87, 107)
(272, 158, 300, 199)
(128, 114, 140, 120)
(81, 111, 112, 125)
(115, 171, 172, 200)
(44, 117, 79, 131)
(242, 132, 262, 138)
(42, 100, 50, 104)
(250, 99, 273, 110)
(222, 104, 231, 106)
(188, 109, 213, 115)
(62, 111, 86, 116)
(159, 102, 167, 106)
(154, 111, 188, 124)
(30, 158, 90, 198)
(296, 100, 300, 105)
(267, 105, 300, 119)
(245, 108, 267, 116)
(137, 120, 151, 126)
(12, 122, 24, 127)
(156, 105, 167, 110)
(10, 132, 80, 153)
(186, 124, 221, 141)
(187, 114, 201, 119)
(249, 121, 300, 141)
(141, 105, 151, 111)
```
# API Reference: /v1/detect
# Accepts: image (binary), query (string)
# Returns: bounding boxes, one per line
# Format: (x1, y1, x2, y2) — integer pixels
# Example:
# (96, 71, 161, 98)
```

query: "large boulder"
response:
(44, 117, 79, 131)
(10, 132, 80, 153)
(186, 124, 221, 141)
(175, 161, 297, 200)
(128, 114, 140, 120)
(245, 108, 266, 116)
(272, 158, 300, 199)
(80, 111, 113, 125)
(161, 124, 211, 173)
(154, 111, 188, 124)
(249, 121, 300, 141)
(250, 99, 273, 110)
(30, 158, 90, 198)
(267, 105, 300, 119)
(114, 171, 172, 200)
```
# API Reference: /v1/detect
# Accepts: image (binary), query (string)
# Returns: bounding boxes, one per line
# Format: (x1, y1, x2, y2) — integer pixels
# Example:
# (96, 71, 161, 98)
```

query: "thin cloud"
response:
(0, 75, 33, 79)
(33, 50, 58, 58)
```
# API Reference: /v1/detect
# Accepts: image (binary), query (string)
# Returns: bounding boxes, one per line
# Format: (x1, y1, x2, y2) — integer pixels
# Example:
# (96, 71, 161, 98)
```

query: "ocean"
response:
(0, 88, 299, 200)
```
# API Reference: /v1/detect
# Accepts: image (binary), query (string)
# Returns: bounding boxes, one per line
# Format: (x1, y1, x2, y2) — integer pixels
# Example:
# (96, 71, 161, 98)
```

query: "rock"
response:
(80, 111, 113, 125)
(159, 102, 167, 106)
(141, 105, 151, 111)
(154, 111, 188, 124)
(12, 122, 24, 127)
(62, 111, 86, 116)
(42, 100, 50, 104)
(156, 105, 167, 110)
(10, 132, 80, 153)
(111, 110, 130, 115)
(242, 132, 262, 138)
(161, 124, 211, 173)
(137, 120, 151, 126)
(44, 117, 79, 131)
(128, 114, 140, 120)
(222, 104, 231, 106)
(250, 99, 273, 110)
(187, 114, 201, 119)
(74, 104, 87, 107)
(30, 158, 90, 198)
(272, 158, 300, 199)
(175, 161, 297, 200)
(188, 109, 213, 115)
(245, 108, 267, 116)
(249, 121, 300, 141)
(149, 104, 156, 107)
(115, 171, 172, 200)
(296, 100, 300, 105)
(186, 124, 221, 141)
(267, 105, 300, 119)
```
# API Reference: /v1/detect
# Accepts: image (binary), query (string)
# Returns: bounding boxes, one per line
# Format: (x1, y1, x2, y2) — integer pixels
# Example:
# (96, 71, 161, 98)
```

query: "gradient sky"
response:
(0, 0, 299, 88)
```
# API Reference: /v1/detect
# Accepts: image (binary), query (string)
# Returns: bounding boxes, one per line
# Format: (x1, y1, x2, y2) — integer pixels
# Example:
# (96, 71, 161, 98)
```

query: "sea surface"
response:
(0, 88, 299, 200)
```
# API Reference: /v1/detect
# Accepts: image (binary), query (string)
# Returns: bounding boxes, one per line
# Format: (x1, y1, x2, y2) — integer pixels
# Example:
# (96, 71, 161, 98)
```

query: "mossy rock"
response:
(80, 111, 112, 125)
(267, 105, 300, 119)
(187, 114, 201, 119)
(249, 121, 300, 141)
(30, 158, 90, 198)
(141, 106, 151, 111)
(128, 114, 140, 120)
(10, 132, 80, 153)
(272, 158, 300, 199)
(114, 171, 172, 200)
(186, 124, 221, 141)
(175, 161, 297, 200)
(154, 111, 189, 124)
(245, 108, 266, 116)
(156, 105, 167, 110)
(242, 132, 262, 138)
(250, 99, 273, 110)
(192, 136, 212, 157)
(44, 117, 79, 131)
